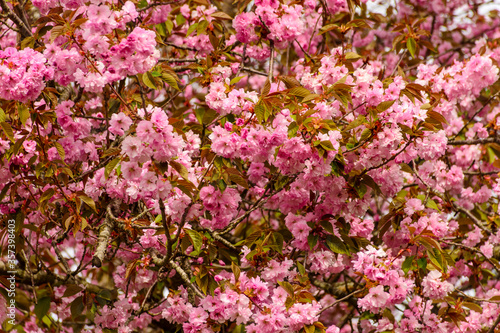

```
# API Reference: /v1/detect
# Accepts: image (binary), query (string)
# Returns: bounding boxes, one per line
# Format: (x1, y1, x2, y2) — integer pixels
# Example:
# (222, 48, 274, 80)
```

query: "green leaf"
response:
(142, 72, 158, 90)
(417, 257, 427, 269)
(10, 135, 25, 160)
(228, 173, 249, 189)
(170, 160, 189, 180)
(105, 158, 120, 179)
(1, 122, 15, 142)
(307, 234, 318, 250)
(277, 281, 294, 296)
(402, 255, 414, 274)
(345, 52, 362, 60)
(325, 235, 349, 255)
(165, 19, 174, 35)
(211, 11, 233, 20)
(0, 183, 11, 203)
(425, 199, 439, 211)
(354, 182, 367, 199)
(186, 22, 198, 36)
(18, 104, 30, 126)
(427, 249, 444, 272)
(197, 20, 209, 35)
(254, 101, 266, 123)
(231, 262, 241, 281)
(377, 100, 396, 112)
(0, 108, 6, 122)
(343, 115, 366, 132)
(185, 229, 203, 252)
(319, 140, 335, 151)
(320, 220, 334, 234)
(162, 73, 180, 91)
(360, 128, 372, 142)
(230, 76, 245, 85)
(79, 195, 98, 213)
(302, 94, 320, 103)
(176, 14, 186, 26)
(303, 325, 315, 333)
(54, 142, 65, 161)
(273, 232, 284, 254)
(319, 24, 339, 35)
(155, 23, 167, 37)
(426, 110, 448, 125)
(462, 302, 483, 313)
(297, 261, 306, 275)
(202, 109, 218, 125)
(288, 121, 299, 138)
(34, 297, 51, 320)
(20, 36, 35, 49)
(289, 87, 311, 97)
(407, 37, 417, 58)
(40, 188, 55, 203)
(63, 285, 83, 298)
(70, 296, 85, 319)
(216, 179, 226, 192)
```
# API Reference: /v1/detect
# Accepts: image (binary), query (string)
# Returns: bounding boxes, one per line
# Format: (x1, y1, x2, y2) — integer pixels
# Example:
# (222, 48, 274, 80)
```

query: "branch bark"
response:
(91, 202, 117, 267)
(0, 0, 32, 39)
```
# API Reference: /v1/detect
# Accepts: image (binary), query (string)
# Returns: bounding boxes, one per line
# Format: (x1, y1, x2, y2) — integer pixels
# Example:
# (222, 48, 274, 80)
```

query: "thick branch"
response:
(91, 203, 116, 267)
(448, 137, 500, 145)
(159, 198, 172, 263)
(169, 260, 205, 299)
(0, 0, 31, 38)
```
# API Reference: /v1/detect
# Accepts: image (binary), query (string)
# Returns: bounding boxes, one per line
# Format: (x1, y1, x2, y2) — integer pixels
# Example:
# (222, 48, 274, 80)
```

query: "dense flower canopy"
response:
(1, 0, 500, 332)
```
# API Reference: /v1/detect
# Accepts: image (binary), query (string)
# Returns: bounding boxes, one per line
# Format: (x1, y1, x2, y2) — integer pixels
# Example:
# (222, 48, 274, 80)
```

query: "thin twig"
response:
(241, 67, 267, 77)
(443, 241, 500, 271)
(137, 0, 179, 12)
(319, 289, 365, 314)
(488, 312, 500, 333)
(165, 42, 196, 51)
(390, 50, 407, 77)
(448, 137, 500, 145)
(158, 58, 200, 63)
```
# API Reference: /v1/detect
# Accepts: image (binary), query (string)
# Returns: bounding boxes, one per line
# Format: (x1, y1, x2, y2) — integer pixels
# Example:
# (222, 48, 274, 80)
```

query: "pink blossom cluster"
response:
(43, 4, 157, 92)
(353, 246, 415, 312)
(199, 185, 241, 230)
(161, 272, 322, 333)
(421, 270, 453, 299)
(234, 1, 305, 48)
(0, 47, 54, 103)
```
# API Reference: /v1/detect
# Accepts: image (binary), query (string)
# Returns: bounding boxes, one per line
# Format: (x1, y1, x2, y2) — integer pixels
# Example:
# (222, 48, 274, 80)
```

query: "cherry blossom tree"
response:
(1, 0, 500, 332)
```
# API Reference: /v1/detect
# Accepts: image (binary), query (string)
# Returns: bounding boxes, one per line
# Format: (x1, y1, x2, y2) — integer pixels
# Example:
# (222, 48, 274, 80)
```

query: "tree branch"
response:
(448, 137, 500, 145)
(169, 259, 205, 298)
(91, 203, 117, 267)
(0, 0, 31, 38)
